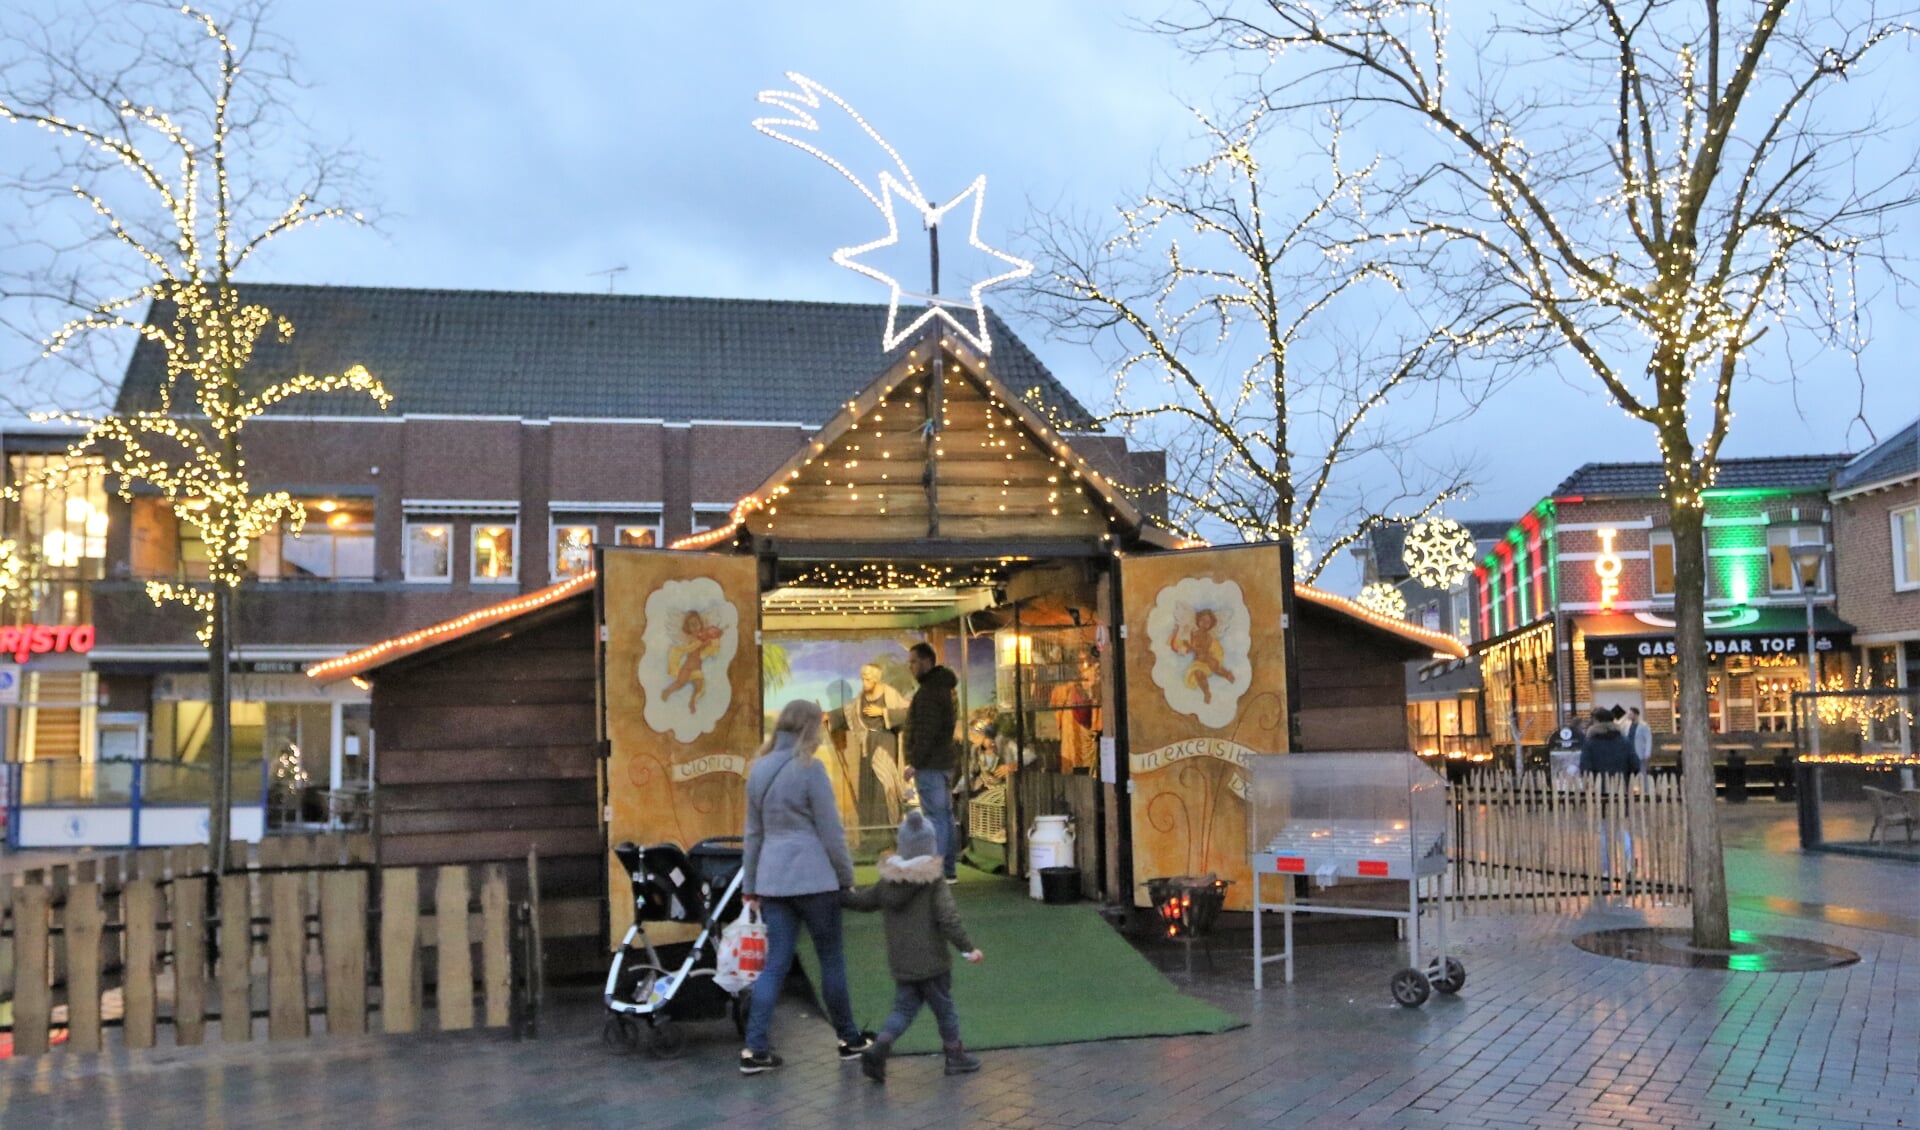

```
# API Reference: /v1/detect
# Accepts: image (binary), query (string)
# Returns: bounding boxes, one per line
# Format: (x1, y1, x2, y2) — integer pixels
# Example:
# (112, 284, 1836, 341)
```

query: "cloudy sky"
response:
(6, 1, 1917, 589)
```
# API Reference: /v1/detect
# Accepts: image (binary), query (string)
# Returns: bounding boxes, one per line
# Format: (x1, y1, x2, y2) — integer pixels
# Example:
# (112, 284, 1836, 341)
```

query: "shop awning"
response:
(1577, 607, 1854, 664)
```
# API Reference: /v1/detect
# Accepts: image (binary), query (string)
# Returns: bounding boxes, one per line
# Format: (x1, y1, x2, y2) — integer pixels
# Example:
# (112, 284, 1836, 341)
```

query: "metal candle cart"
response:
(1249, 751, 1464, 1006)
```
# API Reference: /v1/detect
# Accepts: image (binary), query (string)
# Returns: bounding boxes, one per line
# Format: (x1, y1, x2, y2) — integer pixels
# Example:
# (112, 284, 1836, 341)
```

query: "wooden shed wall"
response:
(1294, 602, 1421, 751)
(371, 600, 604, 976)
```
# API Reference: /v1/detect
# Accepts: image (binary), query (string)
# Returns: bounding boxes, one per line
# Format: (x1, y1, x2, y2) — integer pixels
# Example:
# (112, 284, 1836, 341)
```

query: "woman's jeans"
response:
(879, 972, 961, 1046)
(744, 891, 861, 1053)
(914, 769, 958, 879)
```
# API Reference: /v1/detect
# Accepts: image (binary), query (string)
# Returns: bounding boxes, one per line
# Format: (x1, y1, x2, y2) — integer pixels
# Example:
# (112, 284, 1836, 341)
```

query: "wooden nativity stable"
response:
(311, 329, 1464, 976)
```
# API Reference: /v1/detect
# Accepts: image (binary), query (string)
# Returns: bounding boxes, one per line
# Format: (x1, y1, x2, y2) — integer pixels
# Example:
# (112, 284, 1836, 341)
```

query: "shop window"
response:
(615, 523, 660, 548)
(552, 523, 596, 580)
(1754, 674, 1800, 733)
(404, 521, 452, 581)
(263, 498, 374, 580)
(1767, 524, 1827, 594)
(1893, 506, 1920, 591)
(472, 523, 518, 583)
(6, 455, 108, 624)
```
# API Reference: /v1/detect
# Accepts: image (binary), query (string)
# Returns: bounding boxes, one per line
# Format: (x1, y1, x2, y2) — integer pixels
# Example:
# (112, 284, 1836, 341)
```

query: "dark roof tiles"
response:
(114, 284, 1097, 428)
(1553, 454, 1851, 498)
(1835, 418, 1920, 492)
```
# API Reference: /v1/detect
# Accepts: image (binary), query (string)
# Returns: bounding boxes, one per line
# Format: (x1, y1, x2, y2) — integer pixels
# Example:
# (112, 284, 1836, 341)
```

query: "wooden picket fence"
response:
(1447, 770, 1691, 914)
(0, 834, 542, 1058)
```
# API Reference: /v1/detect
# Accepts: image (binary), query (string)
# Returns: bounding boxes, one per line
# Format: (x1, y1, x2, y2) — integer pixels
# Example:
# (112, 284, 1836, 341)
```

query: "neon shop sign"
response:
(1593, 528, 1623, 610)
(1, 624, 97, 663)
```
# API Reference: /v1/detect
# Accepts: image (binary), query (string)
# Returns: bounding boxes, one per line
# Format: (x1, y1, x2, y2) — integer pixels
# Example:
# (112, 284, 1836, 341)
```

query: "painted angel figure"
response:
(1168, 607, 1237, 705)
(660, 609, 725, 712)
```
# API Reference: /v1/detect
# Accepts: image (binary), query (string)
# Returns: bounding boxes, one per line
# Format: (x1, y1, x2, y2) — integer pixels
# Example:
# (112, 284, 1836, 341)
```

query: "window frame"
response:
(1649, 528, 1677, 599)
(1766, 524, 1828, 595)
(402, 520, 454, 583)
(613, 521, 662, 549)
(1893, 505, 1920, 592)
(470, 519, 520, 584)
(690, 504, 734, 536)
(549, 520, 598, 581)
(1591, 655, 1640, 682)
(273, 498, 377, 582)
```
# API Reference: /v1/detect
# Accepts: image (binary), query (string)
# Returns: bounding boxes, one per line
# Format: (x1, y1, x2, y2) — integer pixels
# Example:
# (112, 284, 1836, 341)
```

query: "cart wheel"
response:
(647, 1020, 689, 1059)
(1390, 968, 1432, 1007)
(730, 992, 749, 1038)
(602, 1015, 639, 1052)
(1430, 957, 1466, 995)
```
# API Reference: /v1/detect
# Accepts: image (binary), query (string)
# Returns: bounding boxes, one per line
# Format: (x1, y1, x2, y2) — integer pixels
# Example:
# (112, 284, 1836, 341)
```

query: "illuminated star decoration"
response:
(752, 72, 1033, 355)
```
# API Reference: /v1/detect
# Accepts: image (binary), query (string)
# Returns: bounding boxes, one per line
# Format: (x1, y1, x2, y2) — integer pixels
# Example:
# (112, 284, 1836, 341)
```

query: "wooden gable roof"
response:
(676, 330, 1181, 553)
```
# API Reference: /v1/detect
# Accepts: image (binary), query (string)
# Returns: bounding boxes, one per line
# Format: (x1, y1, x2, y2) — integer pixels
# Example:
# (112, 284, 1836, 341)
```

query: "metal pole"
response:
(1805, 581, 1821, 759)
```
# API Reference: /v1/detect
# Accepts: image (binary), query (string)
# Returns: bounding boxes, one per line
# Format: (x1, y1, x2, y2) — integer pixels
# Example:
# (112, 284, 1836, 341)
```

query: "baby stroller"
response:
(603, 836, 749, 1058)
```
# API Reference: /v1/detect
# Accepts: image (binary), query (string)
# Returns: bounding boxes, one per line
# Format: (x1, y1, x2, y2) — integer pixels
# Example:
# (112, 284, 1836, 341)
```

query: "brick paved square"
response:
(3, 809, 1915, 1128)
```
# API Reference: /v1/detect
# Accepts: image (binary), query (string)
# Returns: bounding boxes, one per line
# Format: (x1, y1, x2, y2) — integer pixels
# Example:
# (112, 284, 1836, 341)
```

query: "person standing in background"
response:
(1625, 706, 1653, 777)
(905, 642, 960, 884)
(1578, 706, 1642, 879)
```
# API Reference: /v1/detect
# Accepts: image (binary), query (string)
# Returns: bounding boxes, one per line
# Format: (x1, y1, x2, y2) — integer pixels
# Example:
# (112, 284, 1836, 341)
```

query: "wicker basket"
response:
(971, 784, 1008, 844)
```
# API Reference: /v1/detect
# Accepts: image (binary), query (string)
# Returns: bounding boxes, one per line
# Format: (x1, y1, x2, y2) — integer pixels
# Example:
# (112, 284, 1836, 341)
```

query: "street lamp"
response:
(1789, 542, 1828, 758)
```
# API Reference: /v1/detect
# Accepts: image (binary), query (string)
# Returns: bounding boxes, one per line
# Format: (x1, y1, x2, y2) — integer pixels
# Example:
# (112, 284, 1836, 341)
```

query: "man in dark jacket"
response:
(905, 642, 960, 882)
(1577, 706, 1640, 878)
(1578, 707, 1642, 778)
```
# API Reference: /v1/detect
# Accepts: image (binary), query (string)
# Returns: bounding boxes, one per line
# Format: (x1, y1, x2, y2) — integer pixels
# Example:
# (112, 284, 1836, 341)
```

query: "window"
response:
(1754, 674, 1800, 733)
(1767, 525, 1827, 594)
(472, 523, 517, 582)
(1894, 507, 1920, 591)
(1649, 528, 1676, 599)
(615, 524, 660, 548)
(266, 498, 374, 580)
(404, 522, 452, 582)
(1591, 656, 1639, 682)
(691, 506, 733, 535)
(551, 523, 596, 580)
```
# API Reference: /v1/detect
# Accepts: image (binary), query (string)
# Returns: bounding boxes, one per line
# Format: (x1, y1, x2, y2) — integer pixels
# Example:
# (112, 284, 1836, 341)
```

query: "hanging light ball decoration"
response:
(1357, 582, 1409, 621)
(1402, 517, 1477, 590)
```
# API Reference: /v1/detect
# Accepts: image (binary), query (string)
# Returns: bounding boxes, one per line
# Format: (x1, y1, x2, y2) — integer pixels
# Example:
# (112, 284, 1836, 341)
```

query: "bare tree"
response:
(1023, 110, 1497, 583)
(1160, 0, 1919, 947)
(0, 2, 388, 871)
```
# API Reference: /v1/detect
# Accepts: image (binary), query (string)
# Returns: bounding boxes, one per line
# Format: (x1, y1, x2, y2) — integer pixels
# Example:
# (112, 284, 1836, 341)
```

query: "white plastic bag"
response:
(714, 904, 767, 994)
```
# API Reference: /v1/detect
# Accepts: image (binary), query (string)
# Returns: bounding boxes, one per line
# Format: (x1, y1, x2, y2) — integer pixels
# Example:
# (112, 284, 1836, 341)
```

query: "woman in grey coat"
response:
(738, 699, 871, 1074)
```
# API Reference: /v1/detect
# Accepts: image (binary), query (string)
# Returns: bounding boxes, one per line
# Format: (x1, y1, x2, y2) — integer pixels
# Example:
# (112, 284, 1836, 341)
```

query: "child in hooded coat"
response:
(841, 810, 985, 1081)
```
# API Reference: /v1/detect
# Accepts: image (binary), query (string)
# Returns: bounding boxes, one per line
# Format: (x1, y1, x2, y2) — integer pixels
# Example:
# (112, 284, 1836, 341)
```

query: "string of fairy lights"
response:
(0, 539, 25, 608)
(0, 5, 390, 644)
(1226, 3, 1897, 527)
(678, 338, 1131, 550)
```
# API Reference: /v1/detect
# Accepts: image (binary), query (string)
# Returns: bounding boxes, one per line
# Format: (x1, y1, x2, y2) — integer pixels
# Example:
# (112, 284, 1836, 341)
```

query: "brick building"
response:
(1830, 418, 1920, 753)
(49, 284, 1162, 808)
(1468, 455, 1855, 760)
(1351, 519, 1511, 762)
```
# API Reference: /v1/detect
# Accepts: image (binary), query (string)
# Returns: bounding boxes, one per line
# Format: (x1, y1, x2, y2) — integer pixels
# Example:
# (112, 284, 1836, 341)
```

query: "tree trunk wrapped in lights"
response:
(0, 2, 388, 873)
(1156, 0, 1915, 947)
